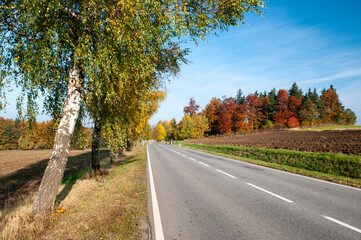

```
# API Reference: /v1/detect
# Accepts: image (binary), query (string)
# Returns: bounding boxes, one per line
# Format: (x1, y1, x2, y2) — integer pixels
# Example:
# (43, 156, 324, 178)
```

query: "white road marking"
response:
(188, 157, 196, 161)
(147, 145, 165, 240)
(246, 183, 294, 203)
(198, 161, 210, 167)
(216, 169, 237, 179)
(323, 216, 361, 234)
(174, 146, 361, 192)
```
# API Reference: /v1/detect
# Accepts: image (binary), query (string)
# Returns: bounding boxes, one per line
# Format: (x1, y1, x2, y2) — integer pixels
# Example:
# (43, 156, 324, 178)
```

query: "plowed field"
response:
(186, 129, 361, 155)
(0, 149, 109, 209)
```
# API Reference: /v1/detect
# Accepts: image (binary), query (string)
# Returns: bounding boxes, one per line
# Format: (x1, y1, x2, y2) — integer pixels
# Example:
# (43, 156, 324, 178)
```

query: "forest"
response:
(154, 83, 357, 140)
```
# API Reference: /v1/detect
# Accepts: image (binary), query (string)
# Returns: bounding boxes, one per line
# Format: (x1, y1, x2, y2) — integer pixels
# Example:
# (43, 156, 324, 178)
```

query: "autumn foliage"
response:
(0, 118, 91, 150)
(193, 84, 355, 138)
(154, 84, 355, 140)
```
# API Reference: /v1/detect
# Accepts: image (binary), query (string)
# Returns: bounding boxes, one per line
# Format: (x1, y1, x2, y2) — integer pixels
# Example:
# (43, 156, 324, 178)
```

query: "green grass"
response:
(61, 168, 89, 185)
(299, 125, 361, 131)
(179, 142, 361, 188)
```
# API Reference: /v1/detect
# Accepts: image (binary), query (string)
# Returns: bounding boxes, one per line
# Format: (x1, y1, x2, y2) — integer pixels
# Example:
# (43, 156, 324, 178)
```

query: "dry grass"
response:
(0, 146, 148, 240)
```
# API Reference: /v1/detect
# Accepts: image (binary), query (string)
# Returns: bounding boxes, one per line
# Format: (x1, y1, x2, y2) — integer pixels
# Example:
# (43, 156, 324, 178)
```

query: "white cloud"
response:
(299, 68, 361, 84)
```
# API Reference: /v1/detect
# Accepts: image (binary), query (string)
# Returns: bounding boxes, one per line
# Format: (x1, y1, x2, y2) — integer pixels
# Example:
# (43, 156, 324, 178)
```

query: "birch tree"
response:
(1, 0, 265, 214)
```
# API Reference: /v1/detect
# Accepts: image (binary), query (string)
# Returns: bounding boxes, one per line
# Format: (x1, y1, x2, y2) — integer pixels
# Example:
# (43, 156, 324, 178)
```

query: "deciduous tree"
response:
(320, 85, 343, 122)
(244, 94, 264, 130)
(154, 123, 166, 141)
(202, 97, 222, 135)
(184, 97, 200, 116)
(274, 89, 291, 125)
(1, 0, 265, 214)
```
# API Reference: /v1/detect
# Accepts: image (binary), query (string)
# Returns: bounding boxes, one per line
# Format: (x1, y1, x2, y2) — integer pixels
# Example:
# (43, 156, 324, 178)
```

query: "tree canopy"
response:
(1, 0, 266, 214)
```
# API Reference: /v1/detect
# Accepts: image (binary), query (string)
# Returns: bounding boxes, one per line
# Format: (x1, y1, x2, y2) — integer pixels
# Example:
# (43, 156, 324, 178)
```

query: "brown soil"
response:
(186, 129, 361, 155)
(0, 149, 109, 210)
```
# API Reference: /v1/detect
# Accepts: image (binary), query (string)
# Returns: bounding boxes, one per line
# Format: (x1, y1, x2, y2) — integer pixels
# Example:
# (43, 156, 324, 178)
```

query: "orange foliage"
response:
(321, 86, 343, 122)
(287, 117, 300, 128)
(202, 97, 222, 134)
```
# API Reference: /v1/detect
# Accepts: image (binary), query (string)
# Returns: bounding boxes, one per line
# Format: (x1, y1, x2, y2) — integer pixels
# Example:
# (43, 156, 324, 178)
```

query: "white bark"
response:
(32, 64, 83, 214)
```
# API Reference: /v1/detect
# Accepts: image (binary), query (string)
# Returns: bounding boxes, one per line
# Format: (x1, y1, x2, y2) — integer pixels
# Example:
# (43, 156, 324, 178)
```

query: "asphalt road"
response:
(147, 144, 361, 240)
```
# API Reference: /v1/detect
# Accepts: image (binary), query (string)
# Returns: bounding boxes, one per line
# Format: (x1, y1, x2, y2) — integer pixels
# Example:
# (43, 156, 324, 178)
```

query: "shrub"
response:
(287, 117, 300, 128)
(301, 121, 310, 127)
(262, 120, 275, 129)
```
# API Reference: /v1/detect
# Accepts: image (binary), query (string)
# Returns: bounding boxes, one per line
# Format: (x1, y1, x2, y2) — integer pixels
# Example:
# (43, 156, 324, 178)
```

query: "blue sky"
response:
(1, 1, 361, 126)
(150, 0, 361, 125)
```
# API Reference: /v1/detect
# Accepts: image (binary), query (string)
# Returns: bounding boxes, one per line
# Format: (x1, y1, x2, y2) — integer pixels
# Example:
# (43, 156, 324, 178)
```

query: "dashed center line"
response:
(246, 183, 294, 203)
(188, 157, 196, 161)
(323, 216, 361, 234)
(216, 169, 237, 179)
(198, 161, 210, 167)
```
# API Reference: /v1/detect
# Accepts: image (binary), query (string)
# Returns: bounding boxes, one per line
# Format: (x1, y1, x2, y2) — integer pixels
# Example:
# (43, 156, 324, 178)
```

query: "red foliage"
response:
(218, 97, 236, 134)
(274, 89, 291, 125)
(287, 117, 300, 128)
(218, 108, 232, 134)
(184, 97, 200, 116)
(288, 96, 302, 118)
(244, 94, 265, 130)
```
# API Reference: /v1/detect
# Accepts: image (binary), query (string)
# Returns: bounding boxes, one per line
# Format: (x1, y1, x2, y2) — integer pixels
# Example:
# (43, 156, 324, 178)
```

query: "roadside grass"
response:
(179, 142, 361, 188)
(0, 146, 148, 239)
(297, 125, 361, 131)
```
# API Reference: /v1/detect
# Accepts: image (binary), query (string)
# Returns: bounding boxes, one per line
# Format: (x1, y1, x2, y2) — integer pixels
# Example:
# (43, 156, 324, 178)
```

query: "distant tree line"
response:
(155, 83, 357, 140)
(0, 118, 92, 150)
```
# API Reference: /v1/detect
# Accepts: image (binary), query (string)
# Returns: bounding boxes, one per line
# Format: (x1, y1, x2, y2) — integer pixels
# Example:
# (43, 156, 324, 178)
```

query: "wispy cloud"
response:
(299, 68, 361, 84)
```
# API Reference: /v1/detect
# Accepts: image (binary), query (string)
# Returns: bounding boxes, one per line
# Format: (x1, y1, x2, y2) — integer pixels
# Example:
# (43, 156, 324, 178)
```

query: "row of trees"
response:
(156, 83, 356, 140)
(1, 0, 265, 214)
(153, 114, 209, 141)
(201, 83, 356, 135)
(0, 118, 92, 150)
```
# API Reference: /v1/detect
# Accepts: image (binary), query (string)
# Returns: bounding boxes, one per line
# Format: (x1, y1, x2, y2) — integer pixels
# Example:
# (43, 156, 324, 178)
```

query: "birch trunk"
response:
(32, 63, 83, 215)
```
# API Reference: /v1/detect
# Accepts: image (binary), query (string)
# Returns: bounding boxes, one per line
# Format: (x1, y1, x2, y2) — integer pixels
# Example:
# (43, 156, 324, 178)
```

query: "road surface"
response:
(147, 144, 361, 240)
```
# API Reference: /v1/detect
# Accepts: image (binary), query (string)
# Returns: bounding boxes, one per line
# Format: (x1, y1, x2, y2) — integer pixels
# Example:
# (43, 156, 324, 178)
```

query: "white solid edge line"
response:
(247, 183, 294, 203)
(175, 146, 361, 192)
(147, 145, 165, 240)
(323, 216, 361, 234)
(216, 169, 237, 179)
(198, 161, 210, 167)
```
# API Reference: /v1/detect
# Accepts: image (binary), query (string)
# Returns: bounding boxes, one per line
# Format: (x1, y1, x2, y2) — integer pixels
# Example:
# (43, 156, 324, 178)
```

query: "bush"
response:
(301, 121, 311, 127)
(287, 117, 300, 128)
(261, 120, 275, 129)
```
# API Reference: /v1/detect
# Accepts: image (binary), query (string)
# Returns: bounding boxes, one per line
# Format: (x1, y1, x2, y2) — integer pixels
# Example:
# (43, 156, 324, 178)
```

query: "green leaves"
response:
(1, 0, 266, 150)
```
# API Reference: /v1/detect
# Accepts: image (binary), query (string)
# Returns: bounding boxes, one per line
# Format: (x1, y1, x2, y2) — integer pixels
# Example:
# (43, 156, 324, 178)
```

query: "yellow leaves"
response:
(56, 206, 65, 213)
(14, 56, 19, 63)
(183, 5, 188, 14)
(154, 123, 166, 141)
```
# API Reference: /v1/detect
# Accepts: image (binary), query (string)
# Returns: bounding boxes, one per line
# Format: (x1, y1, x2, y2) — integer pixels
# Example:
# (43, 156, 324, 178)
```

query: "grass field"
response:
(0, 146, 148, 239)
(0, 149, 110, 209)
(179, 142, 361, 188)
(296, 125, 361, 131)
